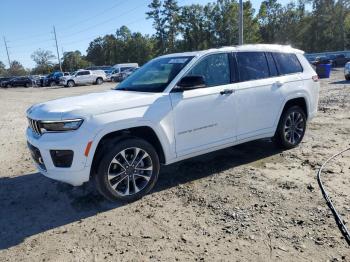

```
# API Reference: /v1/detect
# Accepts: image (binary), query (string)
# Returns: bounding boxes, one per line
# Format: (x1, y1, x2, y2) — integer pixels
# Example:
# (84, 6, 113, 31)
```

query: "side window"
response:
(272, 53, 303, 75)
(236, 52, 269, 81)
(265, 52, 278, 77)
(121, 67, 131, 72)
(187, 53, 230, 87)
(85, 71, 90, 75)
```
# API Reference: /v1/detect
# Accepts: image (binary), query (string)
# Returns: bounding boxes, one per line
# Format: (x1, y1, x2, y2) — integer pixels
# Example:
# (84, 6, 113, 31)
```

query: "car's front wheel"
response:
(67, 80, 75, 87)
(274, 105, 306, 149)
(96, 78, 103, 85)
(94, 138, 160, 202)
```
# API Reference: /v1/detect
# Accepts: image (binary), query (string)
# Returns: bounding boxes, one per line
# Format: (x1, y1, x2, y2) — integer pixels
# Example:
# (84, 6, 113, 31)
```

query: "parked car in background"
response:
(111, 63, 139, 82)
(0, 77, 14, 87)
(86, 66, 113, 71)
(344, 62, 350, 80)
(6, 76, 34, 88)
(332, 54, 350, 67)
(42, 72, 70, 87)
(26, 44, 319, 201)
(59, 70, 106, 87)
(119, 67, 139, 81)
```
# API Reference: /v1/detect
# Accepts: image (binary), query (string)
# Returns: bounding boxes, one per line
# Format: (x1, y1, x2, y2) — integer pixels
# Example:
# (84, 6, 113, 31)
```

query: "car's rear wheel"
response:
(50, 81, 56, 87)
(274, 105, 306, 149)
(94, 138, 160, 202)
(25, 83, 30, 88)
(67, 80, 75, 87)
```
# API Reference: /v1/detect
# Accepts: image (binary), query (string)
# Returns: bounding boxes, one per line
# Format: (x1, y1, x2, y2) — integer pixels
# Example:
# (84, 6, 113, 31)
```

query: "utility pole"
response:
(238, 0, 243, 45)
(53, 26, 62, 71)
(3, 37, 11, 67)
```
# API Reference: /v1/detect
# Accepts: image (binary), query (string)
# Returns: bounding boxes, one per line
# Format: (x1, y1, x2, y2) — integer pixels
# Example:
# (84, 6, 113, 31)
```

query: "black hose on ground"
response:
(317, 147, 350, 246)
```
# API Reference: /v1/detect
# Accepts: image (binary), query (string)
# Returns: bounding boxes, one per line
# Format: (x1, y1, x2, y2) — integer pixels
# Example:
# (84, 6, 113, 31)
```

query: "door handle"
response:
(275, 81, 284, 87)
(220, 89, 234, 95)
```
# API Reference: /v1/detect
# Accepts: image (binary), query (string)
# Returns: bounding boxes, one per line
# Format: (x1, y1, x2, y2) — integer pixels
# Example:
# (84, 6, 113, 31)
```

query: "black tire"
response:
(274, 105, 307, 149)
(25, 83, 30, 88)
(96, 78, 103, 85)
(345, 76, 350, 81)
(94, 137, 160, 202)
(67, 80, 75, 87)
(49, 81, 56, 87)
(7, 84, 12, 88)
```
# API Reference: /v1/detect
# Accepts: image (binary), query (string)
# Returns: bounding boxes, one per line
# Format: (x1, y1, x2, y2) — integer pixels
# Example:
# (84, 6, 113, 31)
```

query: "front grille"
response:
(28, 118, 42, 136)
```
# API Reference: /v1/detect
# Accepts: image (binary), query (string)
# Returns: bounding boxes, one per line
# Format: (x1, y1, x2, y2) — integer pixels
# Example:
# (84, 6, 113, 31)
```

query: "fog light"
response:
(50, 150, 74, 168)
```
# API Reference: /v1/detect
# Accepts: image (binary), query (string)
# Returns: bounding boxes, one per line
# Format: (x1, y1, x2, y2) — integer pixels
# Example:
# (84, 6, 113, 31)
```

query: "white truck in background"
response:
(60, 70, 106, 87)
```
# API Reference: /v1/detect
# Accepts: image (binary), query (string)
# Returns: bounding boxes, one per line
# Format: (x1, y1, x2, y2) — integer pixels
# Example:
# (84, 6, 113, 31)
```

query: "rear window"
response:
(236, 52, 269, 81)
(272, 53, 303, 75)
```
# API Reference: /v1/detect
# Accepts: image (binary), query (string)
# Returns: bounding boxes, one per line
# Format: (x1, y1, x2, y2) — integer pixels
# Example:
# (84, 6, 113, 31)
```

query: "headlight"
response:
(40, 119, 84, 132)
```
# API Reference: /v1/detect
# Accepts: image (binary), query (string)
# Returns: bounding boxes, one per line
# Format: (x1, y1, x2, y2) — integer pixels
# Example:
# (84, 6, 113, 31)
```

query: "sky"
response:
(0, 0, 291, 68)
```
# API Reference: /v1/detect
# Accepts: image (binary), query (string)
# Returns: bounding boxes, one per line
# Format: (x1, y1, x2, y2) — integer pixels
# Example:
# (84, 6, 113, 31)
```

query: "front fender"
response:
(84, 118, 175, 169)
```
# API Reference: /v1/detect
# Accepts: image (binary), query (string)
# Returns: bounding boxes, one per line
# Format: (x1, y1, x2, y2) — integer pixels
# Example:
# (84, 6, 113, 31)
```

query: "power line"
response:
(57, 0, 126, 32)
(59, 4, 144, 40)
(6, 0, 127, 43)
(60, 17, 145, 47)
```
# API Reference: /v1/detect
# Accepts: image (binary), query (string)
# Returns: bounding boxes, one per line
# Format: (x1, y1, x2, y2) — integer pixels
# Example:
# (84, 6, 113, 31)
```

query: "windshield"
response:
(116, 56, 194, 92)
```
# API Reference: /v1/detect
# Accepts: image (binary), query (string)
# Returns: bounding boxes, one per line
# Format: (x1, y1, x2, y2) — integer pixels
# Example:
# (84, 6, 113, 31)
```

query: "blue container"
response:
(316, 63, 331, 78)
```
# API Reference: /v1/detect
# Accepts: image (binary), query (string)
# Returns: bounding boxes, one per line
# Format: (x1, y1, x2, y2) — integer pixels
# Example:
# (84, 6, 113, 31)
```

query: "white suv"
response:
(59, 70, 106, 87)
(26, 44, 319, 201)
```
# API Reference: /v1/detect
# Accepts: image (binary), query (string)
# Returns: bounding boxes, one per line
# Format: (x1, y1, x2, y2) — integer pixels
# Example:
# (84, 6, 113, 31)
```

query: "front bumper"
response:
(26, 127, 92, 186)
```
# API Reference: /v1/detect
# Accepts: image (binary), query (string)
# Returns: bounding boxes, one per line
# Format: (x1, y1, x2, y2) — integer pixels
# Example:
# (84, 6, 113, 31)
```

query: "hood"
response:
(27, 90, 164, 120)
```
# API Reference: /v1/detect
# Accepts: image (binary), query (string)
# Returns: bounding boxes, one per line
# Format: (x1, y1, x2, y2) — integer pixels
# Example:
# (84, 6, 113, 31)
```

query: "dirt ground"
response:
(0, 71, 349, 262)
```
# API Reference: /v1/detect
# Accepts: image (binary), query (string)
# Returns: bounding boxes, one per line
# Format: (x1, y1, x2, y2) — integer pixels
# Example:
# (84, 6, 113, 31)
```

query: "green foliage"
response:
(31, 49, 56, 74)
(8, 61, 28, 76)
(86, 26, 155, 66)
(82, 0, 350, 68)
(62, 51, 89, 72)
(0, 61, 7, 76)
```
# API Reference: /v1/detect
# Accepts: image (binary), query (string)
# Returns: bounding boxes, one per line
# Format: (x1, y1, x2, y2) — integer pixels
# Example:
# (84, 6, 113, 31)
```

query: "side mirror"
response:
(176, 75, 206, 91)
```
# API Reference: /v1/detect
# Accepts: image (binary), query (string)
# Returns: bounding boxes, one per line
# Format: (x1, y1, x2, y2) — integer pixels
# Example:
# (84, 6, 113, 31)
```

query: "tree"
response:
(0, 61, 7, 76)
(85, 26, 155, 66)
(146, 0, 166, 54)
(8, 61, 27, 76)
(258, 0, 283, 43)
(86, 37, 105, 66)
(31, 49, 56, 74)
(162, 0, 180, 52)
(62, 51, 89, 72)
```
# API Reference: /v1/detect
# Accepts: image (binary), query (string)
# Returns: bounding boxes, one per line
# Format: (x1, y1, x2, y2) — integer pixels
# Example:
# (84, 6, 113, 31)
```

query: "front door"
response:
(170, 53, 237, 157)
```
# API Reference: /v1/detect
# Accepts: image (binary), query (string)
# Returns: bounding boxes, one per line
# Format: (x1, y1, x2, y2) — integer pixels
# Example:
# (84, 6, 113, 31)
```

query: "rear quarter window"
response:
(272, 53, 303, 75)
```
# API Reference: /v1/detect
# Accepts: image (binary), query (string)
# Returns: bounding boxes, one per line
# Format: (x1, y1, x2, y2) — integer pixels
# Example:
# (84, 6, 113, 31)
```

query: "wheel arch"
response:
(90, 126, 166, 179)
(281, 97, 308, 119)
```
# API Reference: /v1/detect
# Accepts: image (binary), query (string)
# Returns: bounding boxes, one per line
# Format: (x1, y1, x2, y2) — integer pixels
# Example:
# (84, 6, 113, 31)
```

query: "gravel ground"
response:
(0, 72, 349, 262)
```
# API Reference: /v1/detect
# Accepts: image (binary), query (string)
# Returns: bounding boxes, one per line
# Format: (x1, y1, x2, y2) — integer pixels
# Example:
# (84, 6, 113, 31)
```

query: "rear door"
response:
(234, 51, 284, 140)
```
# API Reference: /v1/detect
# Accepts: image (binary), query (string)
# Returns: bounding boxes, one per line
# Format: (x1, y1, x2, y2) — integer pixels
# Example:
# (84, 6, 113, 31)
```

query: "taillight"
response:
(312, 75, 319, 82)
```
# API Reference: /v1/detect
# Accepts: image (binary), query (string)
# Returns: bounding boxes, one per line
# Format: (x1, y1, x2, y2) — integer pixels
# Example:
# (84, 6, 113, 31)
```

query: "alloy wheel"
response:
(107, 147, 153, 196)
(284, 111, 305, 145)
